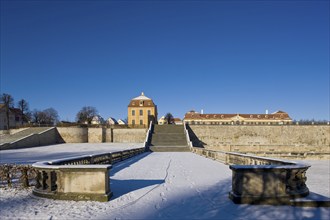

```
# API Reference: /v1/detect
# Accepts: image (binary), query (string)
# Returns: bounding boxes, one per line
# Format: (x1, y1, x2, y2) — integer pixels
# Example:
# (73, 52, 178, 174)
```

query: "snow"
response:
(0, 143, 144, 164)
(1, 146, 330, 220)
(295, 159, 330, 200)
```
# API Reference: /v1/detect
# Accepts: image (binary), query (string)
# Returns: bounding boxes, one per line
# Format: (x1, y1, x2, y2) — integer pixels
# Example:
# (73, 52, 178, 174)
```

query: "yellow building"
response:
(128, 92, 158, 127)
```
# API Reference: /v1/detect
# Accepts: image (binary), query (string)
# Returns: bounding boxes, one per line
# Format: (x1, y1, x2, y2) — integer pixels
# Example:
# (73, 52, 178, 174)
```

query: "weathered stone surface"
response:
(112, 128, 146, 143)
(56, 127, 88, 143)
(88, 128, 106, 143)
(56, 127, 146, 143)
(188, 125, 330, 159)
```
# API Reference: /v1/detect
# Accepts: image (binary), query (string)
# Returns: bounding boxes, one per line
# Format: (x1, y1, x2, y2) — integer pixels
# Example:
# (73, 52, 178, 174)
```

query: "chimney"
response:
(266, 109, 269, 114)
(201, 109, 204, 114)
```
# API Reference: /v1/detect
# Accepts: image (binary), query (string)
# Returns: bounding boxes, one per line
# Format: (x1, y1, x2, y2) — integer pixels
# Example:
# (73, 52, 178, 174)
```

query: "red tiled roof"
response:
(184, 111, 291, 120)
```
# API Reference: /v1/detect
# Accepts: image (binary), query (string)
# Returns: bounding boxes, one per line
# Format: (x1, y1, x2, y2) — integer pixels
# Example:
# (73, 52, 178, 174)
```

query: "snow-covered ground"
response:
(0, 145, 329, 219)
(0, 143, 144, 164)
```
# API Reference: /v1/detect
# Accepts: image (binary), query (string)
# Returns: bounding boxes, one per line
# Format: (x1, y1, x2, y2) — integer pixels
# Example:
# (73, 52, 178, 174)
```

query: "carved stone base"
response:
(33, 190, 113, 202)
(229, 191, 291, 205)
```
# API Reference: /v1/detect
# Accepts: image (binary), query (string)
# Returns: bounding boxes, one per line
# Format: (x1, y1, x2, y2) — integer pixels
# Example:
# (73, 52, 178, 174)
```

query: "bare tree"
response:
(31, 109, 43, 124)
(17, 99, 30, 124)
(76, 106, 98, 124)
(42, 108, 59, 125)
(1, 93, 14, 130)
(31, 108, 59, 125)
(31, 109, 40, 124)
(165, 112, 174, 124)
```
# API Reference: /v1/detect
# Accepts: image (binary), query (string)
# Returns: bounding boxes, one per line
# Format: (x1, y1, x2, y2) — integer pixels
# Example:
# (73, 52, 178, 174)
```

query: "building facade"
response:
(91, 115, 105, 125)
(128, 92, 158, 127)
(106, 117, 118, 125)
(158, 116, 167, 125)
(0, 104, 23, 130)
(184, 110, 292, 125)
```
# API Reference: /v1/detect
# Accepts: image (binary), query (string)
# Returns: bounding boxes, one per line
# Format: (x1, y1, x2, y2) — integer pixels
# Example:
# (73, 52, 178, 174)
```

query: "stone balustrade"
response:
(32, 147, 145, 202)
(144, 121, 154, 149)
(184, 123, 193, 148)
(191, 147, 310, 205)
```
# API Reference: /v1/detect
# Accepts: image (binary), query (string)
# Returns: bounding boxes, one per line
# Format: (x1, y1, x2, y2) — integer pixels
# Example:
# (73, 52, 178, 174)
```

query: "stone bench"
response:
(191, 148, 311, 205)
(229, 163, 310, 205)
(32, 147, 145, 202)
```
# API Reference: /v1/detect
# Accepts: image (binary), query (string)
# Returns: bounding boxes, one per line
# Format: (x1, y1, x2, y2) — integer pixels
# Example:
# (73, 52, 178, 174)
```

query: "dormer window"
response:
(139, 101, 143, 106)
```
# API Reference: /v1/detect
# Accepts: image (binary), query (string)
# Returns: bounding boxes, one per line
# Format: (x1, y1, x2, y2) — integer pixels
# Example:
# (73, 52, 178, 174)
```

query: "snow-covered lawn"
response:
(0, 143, 144, 164)
(1, 150, 329, 220)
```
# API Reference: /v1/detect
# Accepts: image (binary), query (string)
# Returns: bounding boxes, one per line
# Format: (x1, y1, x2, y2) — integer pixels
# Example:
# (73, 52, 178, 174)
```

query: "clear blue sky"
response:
(1, 0, 329, 121)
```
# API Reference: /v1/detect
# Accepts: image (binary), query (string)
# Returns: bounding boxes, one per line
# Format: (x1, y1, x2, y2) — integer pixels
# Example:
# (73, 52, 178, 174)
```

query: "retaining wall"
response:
(88, 128, 106, 143)
(56, 127, 88, 143)
(1, 128, 57, 150)
(56, 127, 146, 143)
(188, 125, 330, 158)
(112, 128, 146, 143)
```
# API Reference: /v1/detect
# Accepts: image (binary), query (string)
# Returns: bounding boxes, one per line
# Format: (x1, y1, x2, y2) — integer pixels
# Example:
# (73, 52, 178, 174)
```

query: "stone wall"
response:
(112, 128, 146, 143)
(188, 125, 330, 156)
(88, 128, 106, 143)
(56, 127, 88, 143)
(56, 127, 146, 143)
(1, 128, 57, 150)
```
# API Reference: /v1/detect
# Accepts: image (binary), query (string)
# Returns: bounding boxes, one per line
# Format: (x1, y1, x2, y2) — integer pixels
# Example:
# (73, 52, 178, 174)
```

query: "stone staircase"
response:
(150, 125, 190, 152)
(0, 127, 51, 144)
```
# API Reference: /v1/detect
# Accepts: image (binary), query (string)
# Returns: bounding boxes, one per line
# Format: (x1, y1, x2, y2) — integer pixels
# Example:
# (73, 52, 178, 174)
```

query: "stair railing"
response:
(183, 123, 193, 149)
(144, 121, 153, 150)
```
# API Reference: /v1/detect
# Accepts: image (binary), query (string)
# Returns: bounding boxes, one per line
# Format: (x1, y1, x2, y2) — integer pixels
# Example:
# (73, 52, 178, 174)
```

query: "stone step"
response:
(151, 142, 187, 146)
(151, 136, 186, 141)
(149, 124, 188, 152)
(154, 125, 184, 132)
(150, 146, 190, 152)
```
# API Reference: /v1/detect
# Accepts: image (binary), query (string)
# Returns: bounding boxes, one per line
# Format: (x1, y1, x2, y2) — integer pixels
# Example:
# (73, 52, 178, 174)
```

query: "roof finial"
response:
(141, 92, 144, 96)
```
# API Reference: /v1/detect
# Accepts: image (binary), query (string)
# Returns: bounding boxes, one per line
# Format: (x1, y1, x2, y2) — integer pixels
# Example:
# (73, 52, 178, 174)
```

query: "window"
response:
(132, 120, 135, 125)
(140, 110, 143, 116)
(139, 101, 143, 106)
(148, 110, 151, 115)
(132, 110, 135, 116)
(140, 120, 143, 125)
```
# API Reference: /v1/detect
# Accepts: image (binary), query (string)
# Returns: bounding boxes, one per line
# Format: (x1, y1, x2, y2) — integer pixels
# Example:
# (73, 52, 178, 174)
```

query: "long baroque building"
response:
(184, 110, 292, 125)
